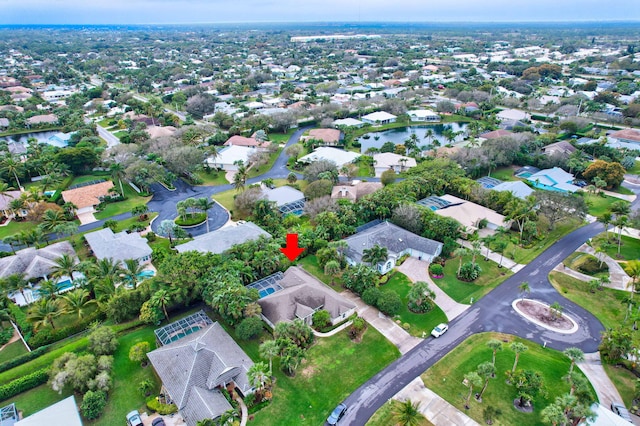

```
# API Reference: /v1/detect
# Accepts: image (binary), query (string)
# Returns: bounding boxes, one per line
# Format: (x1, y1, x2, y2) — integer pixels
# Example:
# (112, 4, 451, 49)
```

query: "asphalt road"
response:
(341, 221, 606, 425)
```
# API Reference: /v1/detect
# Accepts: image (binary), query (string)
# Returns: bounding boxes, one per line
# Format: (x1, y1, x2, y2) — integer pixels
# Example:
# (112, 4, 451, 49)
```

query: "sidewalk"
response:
(578, 352, 624, 410)
(393, 377, 479, 426)
(602, 189, 637, 202)
(457, 239, 526, 273)
(578, 243, 631, 291)
(397, 258, 470, 321)
(341, 290, 421, 355)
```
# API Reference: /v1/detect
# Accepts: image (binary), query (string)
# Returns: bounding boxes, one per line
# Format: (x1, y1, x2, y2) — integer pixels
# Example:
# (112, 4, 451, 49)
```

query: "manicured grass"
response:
(582, 193, 629, 217)
(194, 169, 229, 186)
(54, 304, 100, 329)
(603, 363, 638, 408)
(298, 255, 344, 291)
(3, 384, 74, 418)
(252, 327, 400, 426)
(249, 148, 283, 178)
(69, 173, 111, 186)
(367, 399, 434, 426)
(438, 256, 512, 304)
(422, 333, 595, 426)
(383, 272, 447, 337)
(612, 186, 634, 196)
(490, 167, 517, 182)
(113, 130, 128, 139)
(0, 339, 28, 364)
(592, 233, 640, 261)
(628, 161, 640, 175)
(174, 212, 206, 226)
(548, 271, 627, 330)
(268, 130, 295, 144)
(212, 188, 237, 215)
(94, 183, 151, 220)
(0, 220, 34, 241)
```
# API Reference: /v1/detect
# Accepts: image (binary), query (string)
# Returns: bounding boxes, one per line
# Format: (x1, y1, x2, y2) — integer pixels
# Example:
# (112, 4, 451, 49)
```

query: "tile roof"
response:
(0, 190, 22, 211)
(0, 241, 77, 281)
(331, 182, 382, 201)
(176, 222, 271, 254)
(224, 135, 271, 148)
(84, 228, 151, 263)
(610, 129, 640, 142)
(308, 128, 342, 144)
(61, 181, 114, 209)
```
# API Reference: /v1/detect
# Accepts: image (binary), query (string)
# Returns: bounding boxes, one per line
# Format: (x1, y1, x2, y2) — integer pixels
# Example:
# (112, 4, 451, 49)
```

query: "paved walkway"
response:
(313, 320, 353, 337)
(237, 394, 248, 426)
(393, 378, 479, 426)
(341, 290, 421, 355)
(578, 243, 631, 291)
(578, 352, 624, 410)
(397, 258, 470, 321)
(602, 189, 637, 202)
(77, 211, 97, 225)
(457, 239, 526, 273)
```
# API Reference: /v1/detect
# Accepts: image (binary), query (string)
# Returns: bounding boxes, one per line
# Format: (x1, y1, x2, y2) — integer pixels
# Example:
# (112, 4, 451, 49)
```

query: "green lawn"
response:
(194, 169, 229, 186)
(3, 384, 74, 418)
(438, 255, 512, 304)
(603, 363, 638, 408)
(298, 255, 344, 292)
(268, 130, 295, 144)
(383, 272, 448, 337)
(94, 182, 151, 220)
(0, 220, 34, 241)
(366, 400, 434, 426)
(490, 167, 517, 182)
(252, 327, 400, 426)
(422, 333, 595, 426)
(113, 131, 128, 140)
(548, 271, 626, 330)
(627, 161, 640, 175)
(612, 186, 634, 196)
(212, 189, 237, 215)
(582, 193, 629, 217)
(69, 174, 111, 186)
(592, 233, 640, 261)
(0, 340, 28, 364)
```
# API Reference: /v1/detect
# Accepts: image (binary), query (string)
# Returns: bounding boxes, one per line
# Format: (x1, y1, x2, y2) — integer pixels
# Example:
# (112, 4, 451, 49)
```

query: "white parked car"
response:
(431, 323, 448, 338)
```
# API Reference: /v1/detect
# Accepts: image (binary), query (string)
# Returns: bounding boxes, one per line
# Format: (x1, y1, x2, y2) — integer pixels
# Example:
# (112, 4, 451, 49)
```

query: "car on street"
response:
(152, 418, 166, 426)
(431, 323, 448, 338)
(611, 402, 633, 423)
(327, 403, 347, 425)
(126, 410, 143, 426)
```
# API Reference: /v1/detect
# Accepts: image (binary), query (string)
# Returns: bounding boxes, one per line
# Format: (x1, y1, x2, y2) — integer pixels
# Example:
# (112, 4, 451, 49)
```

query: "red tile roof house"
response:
(62, 181, 114, 215)
(479, 129, 513, 140)
(303, 128, 343, 146)
(223, 135, 271, 149)
(26, 114, 58, 127)
(610, 129, 640, 146)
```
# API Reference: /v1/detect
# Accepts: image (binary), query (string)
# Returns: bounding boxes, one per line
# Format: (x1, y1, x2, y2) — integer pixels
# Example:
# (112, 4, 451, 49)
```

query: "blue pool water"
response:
(169, 326, 201, 342)
(259, 288, 276, 298)
(137, 270, 156, 279)
(56, 280, 74, 292)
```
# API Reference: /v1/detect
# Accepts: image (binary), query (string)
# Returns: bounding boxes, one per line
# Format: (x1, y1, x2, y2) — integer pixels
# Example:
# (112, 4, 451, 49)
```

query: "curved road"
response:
(342, 222, 606, 425)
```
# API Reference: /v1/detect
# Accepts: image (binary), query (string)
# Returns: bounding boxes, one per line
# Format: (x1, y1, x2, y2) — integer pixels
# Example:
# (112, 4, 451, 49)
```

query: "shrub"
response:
(81, 390, 107, 420)
(348, 317, 366, 340)
(104, 288, 149, 323)
(28, 311, 104, 348)
(0, 328, 13, 346)
(478, 218, 488, 229)
(312, 310, 331, 330)
(429, 263, 444, 277)
(362, 287, 382, 306)
(129, 342, 151, 366)
(236, 317, 264, 340)
(458, 261, 482, 282)
(378, 274, 389, 285)
(376, 291, 402, 316)
(407, 281, 435, 314)
(146, 396, 178, 415)
(88, 326, 119, 356)
(0, 346, 48, 374)
(0, 368, 48, 400)
(575, 255, 609, 275)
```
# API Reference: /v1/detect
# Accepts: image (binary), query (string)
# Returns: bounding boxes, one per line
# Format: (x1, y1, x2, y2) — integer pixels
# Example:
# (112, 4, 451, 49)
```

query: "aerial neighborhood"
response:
(0, 20, 639, 426)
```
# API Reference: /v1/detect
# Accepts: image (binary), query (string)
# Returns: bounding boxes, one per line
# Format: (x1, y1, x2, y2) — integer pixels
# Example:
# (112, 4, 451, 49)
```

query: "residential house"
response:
(372, 153, 417, 177)
(0, 190, 28, 219)
(148, 316, 254, 426)
(84, 228, 152, 265)
(497, 109, 528, 122)
(205, 145, 256, 171)
(176, 222, 271, 254)
(0, 118, 9, 129)
(15, 396, 83, 426)
(408, 110, 441, 122)
(479, 129, 513, 141)
(491, 181, 534, 200)
(331, 181, 382, 202)
(62, 180, 114, 215)
(421, 194, 510, 234)
(333, 118, 364, 128)
(223, 135, 271, 149)
(361, 111, 397, 125)
(146, 125, 177, 139)
(305, 128, 342, 146)
(527, 167, 580, 193)
(254, 267, 356, 328)
(344, 221, 443, 275)
(261, 186, 305, 215)
(543, 141, 577, 158)
(610, 129, 640, 147)
(298, 147, 361, 168)
(26, 114, 58, 126)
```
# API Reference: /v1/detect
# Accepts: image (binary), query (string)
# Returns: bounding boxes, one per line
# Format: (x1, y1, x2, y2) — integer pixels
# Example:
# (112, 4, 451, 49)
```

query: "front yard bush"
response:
(0, 368, 48, 400)
(362, 287, 382, 306)
(146, 396, 178, 415)
(429, 263, 444, 277)
(236, 317, 264, 340)
(81, 390, 107, 420)
(376, 291, 402, 316)
(458, 261, 482, 282)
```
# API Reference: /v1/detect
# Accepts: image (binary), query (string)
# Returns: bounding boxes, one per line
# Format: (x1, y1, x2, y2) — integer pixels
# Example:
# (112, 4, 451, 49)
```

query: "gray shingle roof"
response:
(84, 228, 151, 263)
(261, 186, 305, 207)
(0, 241, 77, 281)
(175, 222, 271, 254)
(147, 322, 254, 426)
(343, 221, 443, 264)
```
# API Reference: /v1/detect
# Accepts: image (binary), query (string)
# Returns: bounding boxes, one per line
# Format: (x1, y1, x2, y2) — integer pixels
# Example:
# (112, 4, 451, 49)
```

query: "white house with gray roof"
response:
(147, 321, 254, 426)
(84, 228, 152, 265)
(343, 221, 443, 274)
(260, 186, 305, 215)
(176, 222, 271, 254)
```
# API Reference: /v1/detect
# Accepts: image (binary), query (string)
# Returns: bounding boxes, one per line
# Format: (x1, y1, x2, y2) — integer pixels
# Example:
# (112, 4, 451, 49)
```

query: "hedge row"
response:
(28, 311, 104, 349)
(0, 346, 47, 374)
(8, 304, 32, 338)
(0, 368, 48, 401)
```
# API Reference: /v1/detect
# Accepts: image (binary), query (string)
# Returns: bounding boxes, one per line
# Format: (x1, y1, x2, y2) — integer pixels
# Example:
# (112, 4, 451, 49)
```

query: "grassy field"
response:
(548, 271, 627, 330)
(252, 327, 400, 426)
(0, 339, 28, 364)
(268, 130, 296, 144)
(422, 333, 595, 426)
(592, 233, 640, 261)
(383, 272, 447, 337)
(0, 220, 34, 241)
(194, 169, 229, 186)
(95, 182, 151, 220)
(438, 255, 512, 304)
(603, 363, 638, 408)
(582, 193, 629, 217)
(490, 167, 517, 182)
(366, 400, 434, 426)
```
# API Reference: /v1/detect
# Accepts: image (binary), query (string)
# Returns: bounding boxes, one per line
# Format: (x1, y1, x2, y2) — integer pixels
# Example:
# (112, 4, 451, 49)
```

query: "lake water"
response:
(358, 123, 468, 153)
(0, 130, 71, 148)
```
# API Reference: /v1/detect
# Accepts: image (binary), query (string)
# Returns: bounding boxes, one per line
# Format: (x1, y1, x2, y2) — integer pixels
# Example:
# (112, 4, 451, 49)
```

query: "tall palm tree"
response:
(1, 155, 24, 189)
(27, 298, 62, 330)
(3, 273, 29, 300)
(614, 215, 629, 256)
(61, 288, 96, 319)
(393, 399, 423, 426)
(518, 281, 530, 300)
(90, 258, 124, 295)
(151, 290, 171, 321)
(38, 280, 59, 300)
(563, 347, 584, 377)
(453, 247, 469, 276)
(487, 339, 502, 366)
(197, 197, 216, 233)
(510, 342, 528, 373)
(51, 253, 78, 283)
(247, 362, 270, 394)
(259, 340, 279, 376)
(2, 235, 19, 254)
(233, 162, 248, 192)
(598, 212, 613, 241)
(110, 162, 126, 197)
(122, 259, 145, 289)
(362, 244, 388, 271)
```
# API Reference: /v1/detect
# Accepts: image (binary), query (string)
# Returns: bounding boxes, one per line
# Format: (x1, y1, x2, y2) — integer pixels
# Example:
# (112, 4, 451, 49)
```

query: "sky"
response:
(1, 0, 639, 25)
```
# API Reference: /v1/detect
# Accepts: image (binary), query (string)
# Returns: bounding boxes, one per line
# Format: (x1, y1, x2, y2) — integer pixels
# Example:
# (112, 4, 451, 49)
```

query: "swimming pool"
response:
(56, 280, 74, 292)
(259, 287, 276, 298)
(168, 325, 202, 342)
(137, 270, 156, 279)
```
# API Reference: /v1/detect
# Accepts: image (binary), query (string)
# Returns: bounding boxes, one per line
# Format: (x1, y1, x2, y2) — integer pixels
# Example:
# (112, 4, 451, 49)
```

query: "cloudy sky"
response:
(1, 0, 639, 25)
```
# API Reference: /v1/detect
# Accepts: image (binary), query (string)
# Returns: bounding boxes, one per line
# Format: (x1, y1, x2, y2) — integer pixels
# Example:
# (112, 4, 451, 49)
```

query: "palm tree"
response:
(38, 280, 59, 300)
(259, 340, 279, 376)
(598, 212, 613, 242)
(110, 162, 126, 197)
(470, 241, 481, 267)
(3, 273, 29, 300)
(51, 253, 78, 283)
(2, 235, 19, 254)
(27, 298, 62, 330)
(90, 258, 124, 297)
(453, 247, 469, 276)
(40, 209, 67, 237)
(518, 281, 530, 300)
(563, 347, 584, 376)
(1, 155, 23, 189)
(247, 361, 270, 394)
(233, 162, 248, 192)
(487, 339, 502, 366)
(362, 244, 388, 271)
(625, 260, 640, 298)
(151, 289, 171, 321)
(197, 197, 216, 233)
(463, 371, 483, 409)
(614, 215, 629, 256)
(122, 259, 145, 289)
(393, 399, 423, 426)
(510, 342, 528, 373)
(61, 288, 95, 319)
(476, 361, 497, 401)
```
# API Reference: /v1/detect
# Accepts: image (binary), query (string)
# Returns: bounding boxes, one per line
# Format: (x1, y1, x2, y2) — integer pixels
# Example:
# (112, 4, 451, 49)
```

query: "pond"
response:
(0, 130, 72, 148)
(357, 123, 468, 153)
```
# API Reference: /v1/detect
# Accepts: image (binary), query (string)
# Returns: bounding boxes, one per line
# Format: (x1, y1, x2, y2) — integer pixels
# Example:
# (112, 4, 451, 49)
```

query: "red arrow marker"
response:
(280, 233, 305, 261)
